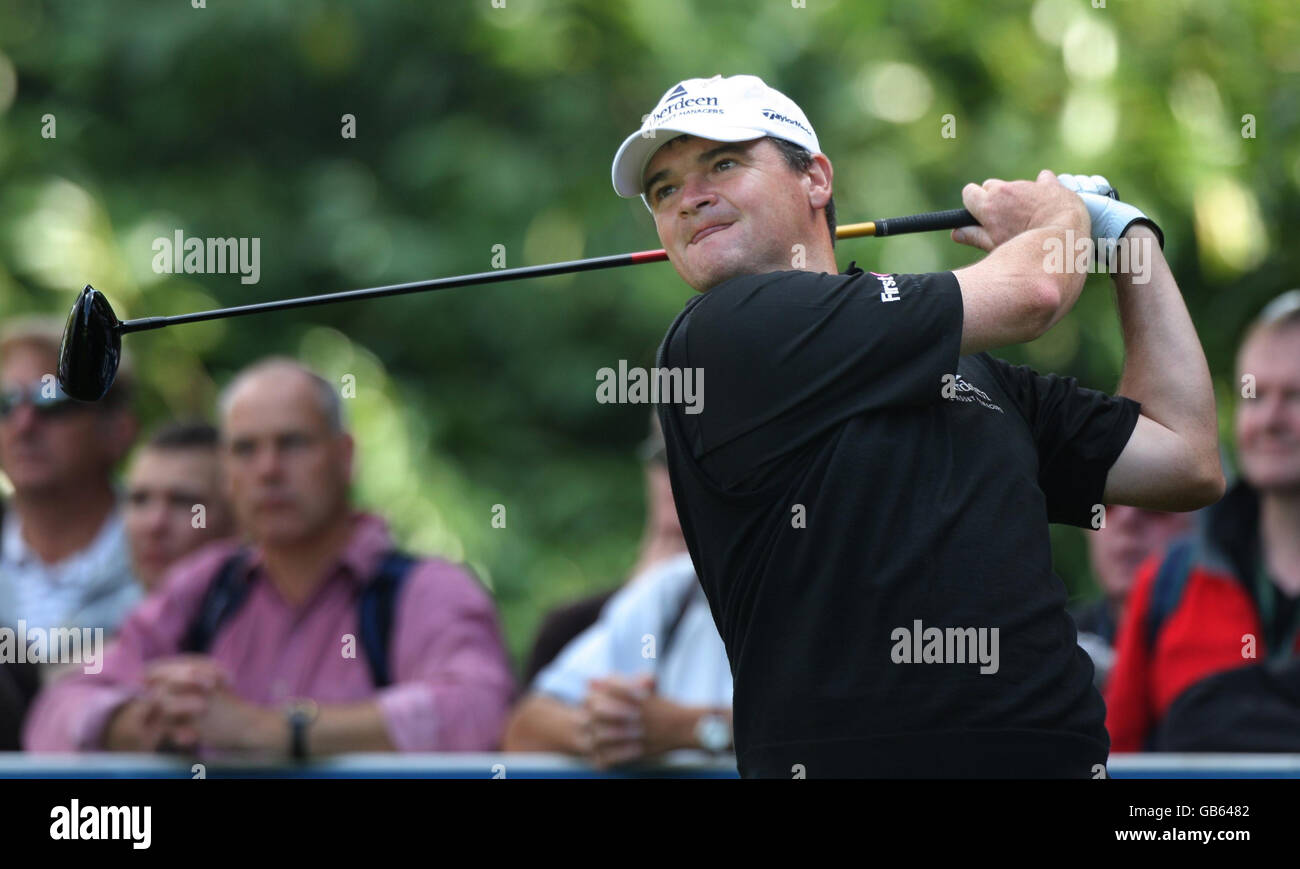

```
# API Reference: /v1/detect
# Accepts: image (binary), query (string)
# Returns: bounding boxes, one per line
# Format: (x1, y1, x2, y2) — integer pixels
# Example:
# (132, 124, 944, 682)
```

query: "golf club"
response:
(57, 206, 977, 402)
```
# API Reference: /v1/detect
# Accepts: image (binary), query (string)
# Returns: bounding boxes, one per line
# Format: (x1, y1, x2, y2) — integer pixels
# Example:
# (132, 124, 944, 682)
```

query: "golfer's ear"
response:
(807, 153, 832, 210)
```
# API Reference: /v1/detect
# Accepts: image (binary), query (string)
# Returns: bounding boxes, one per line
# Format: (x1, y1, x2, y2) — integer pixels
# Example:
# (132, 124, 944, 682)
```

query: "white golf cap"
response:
(611, 74, 821, 204)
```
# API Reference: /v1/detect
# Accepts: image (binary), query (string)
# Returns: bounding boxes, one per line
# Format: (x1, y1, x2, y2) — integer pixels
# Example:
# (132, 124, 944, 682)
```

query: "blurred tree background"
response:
(0, 0, 1296, 670)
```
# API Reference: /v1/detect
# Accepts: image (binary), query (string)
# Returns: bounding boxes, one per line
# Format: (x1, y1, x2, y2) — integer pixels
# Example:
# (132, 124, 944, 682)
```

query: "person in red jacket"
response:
(1106, 289, 1300, 751)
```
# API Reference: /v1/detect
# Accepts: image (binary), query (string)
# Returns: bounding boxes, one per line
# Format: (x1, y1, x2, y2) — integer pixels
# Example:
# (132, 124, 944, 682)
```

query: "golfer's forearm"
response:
(501, 694, 587, 753)
(957, 223, 1090, 356)
(992, 220, 1090, 333)
(980, 189, 1091, 325)
(1031, 218, 1090, 331)
(1112, 226, 1220, 469)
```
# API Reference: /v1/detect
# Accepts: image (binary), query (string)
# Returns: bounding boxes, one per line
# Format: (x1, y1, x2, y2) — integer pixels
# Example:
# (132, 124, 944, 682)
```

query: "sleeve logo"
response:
(870, 271, 900, 303)
(941, 373, 1004, 414)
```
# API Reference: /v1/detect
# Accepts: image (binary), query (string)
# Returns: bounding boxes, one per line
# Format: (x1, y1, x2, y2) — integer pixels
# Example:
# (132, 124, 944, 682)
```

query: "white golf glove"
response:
(1057, 172, 1164, 248)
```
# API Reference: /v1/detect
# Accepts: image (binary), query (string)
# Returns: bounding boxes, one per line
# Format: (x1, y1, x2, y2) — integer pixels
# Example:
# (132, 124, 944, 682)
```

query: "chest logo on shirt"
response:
(941, 373, 1004, 414)
(870, 271, 900, 302)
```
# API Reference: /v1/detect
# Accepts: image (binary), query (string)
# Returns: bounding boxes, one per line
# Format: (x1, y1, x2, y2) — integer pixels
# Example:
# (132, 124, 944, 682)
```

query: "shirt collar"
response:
(1, 507, 23, 566)
(0, 506, 128, 579)
(239, 512, 397, 589)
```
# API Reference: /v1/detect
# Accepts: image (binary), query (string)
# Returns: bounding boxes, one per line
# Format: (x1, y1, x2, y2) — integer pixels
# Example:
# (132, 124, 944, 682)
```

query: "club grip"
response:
(873, 208, 977, 237)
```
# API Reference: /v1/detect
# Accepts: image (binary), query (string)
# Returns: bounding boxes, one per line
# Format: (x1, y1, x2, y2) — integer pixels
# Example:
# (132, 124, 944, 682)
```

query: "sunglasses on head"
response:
(0, 382, 85, 420)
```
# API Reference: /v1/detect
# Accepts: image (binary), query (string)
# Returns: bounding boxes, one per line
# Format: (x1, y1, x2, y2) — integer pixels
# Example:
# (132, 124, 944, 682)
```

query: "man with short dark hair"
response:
(124, 421, 235, 592)
(611, 74, 1223, 777)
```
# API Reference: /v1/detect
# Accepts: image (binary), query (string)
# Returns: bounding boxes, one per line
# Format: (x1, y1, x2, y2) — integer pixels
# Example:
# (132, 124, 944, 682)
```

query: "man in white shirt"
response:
(505, 554, 733, 768)
(0, 319, 140, 637)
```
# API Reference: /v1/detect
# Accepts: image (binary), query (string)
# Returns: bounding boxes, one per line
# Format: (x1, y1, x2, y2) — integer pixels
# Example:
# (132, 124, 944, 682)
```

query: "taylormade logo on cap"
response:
(611, 74, 821, 206)
(760, 108, 814, 138)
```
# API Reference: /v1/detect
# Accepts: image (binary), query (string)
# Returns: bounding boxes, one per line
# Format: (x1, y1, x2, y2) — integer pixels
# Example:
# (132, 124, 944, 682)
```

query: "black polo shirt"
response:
(654, 262, 1141, 778)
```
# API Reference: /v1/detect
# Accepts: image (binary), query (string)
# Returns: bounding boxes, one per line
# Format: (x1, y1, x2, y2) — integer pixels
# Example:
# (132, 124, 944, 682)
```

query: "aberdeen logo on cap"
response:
(649, 90, 721, 126)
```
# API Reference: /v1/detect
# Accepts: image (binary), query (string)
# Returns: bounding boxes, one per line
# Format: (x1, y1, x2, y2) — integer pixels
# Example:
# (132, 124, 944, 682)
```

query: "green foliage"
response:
(1, 0, 1295, 666)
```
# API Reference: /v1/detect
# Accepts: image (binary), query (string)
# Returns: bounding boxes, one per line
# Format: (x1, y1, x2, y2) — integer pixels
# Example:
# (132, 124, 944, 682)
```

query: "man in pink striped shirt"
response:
(24, 357, 515, 757)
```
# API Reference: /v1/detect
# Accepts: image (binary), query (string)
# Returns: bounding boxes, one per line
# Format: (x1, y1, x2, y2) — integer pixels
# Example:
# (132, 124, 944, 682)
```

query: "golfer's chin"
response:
(679, 243, 755, 293)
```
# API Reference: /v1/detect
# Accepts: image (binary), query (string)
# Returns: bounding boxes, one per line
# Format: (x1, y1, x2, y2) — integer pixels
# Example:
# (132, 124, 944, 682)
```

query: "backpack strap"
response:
(1140, 538, 1198, 751)
(1143, 537, 1198, 652)
(181, 549, 252, 654)
(180, 548, 416, 689)
(357, 551, 416, 689)
(659, 580, 700, 662)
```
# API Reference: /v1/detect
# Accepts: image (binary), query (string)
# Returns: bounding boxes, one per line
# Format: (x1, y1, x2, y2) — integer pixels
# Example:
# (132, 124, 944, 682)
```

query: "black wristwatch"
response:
(285, 698, 319, 760)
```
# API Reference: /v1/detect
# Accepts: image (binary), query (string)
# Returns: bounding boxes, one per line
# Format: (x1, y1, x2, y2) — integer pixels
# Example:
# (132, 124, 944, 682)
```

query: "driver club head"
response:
(58, 285, 122, 402)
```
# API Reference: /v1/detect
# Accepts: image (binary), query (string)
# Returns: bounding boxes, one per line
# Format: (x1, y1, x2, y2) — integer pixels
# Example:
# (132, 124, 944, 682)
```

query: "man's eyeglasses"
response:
(0, 382, 85, 421)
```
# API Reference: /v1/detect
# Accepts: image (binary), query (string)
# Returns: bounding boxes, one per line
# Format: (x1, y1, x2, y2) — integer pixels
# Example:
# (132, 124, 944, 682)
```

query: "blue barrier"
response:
(3, 752, 1300, 778)
(0, 751, 740, 779)
(2, 749, 1300, 775)
(1106, 753, 1300, 779)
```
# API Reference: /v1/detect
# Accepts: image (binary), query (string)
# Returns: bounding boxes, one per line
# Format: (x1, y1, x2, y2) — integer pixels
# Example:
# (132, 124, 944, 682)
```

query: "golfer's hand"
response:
(953, 169, 1089, 252)
(1055, 172, 1117, 199)
(580, 674, 651, 768)
(1056, 171, 1164, 248)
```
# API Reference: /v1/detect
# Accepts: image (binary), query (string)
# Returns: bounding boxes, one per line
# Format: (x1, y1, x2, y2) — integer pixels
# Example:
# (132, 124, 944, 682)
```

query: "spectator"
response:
(521, 413, 688, 684)
(1070, 505, 1193, 689)
(124, 421, 235, 592)
(505, 551, 733, 767)
(0, 493, 41, 750)
(0, 657, 40, 751)
(1106, 290, 1300, 751)
(24, 357, 514, 757)
(0, 317, 140, 635)
(505, 417, 732, 768)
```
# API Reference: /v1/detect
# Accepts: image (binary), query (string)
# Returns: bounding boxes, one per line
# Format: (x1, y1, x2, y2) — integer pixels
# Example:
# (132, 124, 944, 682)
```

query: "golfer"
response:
(610, 74, 1224, 777)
